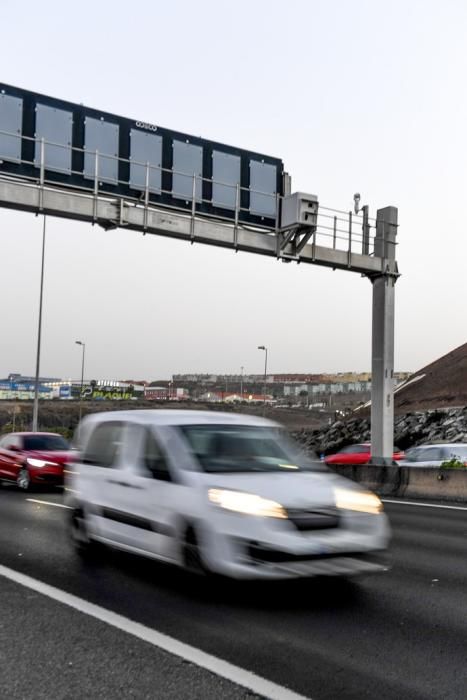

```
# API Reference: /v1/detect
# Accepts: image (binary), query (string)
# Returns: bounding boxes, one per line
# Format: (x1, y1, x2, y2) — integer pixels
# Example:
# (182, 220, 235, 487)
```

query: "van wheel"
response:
(17, 468, 31, 491)
(182, 527, 207, 575)
(70, 508, 95, 557)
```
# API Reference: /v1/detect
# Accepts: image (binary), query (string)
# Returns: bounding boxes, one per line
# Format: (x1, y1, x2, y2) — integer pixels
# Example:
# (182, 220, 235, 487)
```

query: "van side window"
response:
(82, 422, 123, 468)
(143, 430, 172, 482)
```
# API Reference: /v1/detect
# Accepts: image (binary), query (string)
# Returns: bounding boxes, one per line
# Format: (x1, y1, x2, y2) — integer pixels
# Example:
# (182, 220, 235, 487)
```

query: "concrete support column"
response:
(370, 206, 398, 464)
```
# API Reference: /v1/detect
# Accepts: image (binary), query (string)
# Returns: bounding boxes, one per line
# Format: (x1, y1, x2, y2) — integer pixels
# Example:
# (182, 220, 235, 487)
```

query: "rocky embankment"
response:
(292, 407, 467, 456)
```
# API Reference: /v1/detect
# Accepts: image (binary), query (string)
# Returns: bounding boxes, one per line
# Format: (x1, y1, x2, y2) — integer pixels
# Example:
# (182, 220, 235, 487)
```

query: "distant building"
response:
(0, 374, 60, 400)
(0, 373, 146, 401)
(198, 391, 273, 404)
(144, 387, 189, 401)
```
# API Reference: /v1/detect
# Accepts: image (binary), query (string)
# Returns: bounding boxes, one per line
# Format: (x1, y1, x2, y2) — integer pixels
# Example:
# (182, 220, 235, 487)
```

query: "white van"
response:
(66, 410, 390, 580)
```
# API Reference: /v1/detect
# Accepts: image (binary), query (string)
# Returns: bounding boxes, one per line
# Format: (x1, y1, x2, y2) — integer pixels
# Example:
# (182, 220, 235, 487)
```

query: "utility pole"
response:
(257, 346, 268, 408)
(75, 341, 86, 423)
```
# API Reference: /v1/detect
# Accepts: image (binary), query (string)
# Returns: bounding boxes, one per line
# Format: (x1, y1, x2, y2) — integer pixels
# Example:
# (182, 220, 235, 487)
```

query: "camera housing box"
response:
(281, 192, 319, 229)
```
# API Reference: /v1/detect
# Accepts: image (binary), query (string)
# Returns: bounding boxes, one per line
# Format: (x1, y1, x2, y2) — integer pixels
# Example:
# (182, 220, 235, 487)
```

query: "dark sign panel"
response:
(0, 84, 284, 227)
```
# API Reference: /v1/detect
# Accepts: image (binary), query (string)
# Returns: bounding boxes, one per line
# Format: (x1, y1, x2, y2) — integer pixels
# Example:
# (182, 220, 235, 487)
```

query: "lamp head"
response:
(353, 193, 361, 215)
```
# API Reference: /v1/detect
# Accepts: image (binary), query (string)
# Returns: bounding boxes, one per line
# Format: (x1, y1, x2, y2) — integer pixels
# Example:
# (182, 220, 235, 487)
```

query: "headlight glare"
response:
(334, 487, 383, 514)
(208, 489, 287, 519)
(27, 458, 57, 468)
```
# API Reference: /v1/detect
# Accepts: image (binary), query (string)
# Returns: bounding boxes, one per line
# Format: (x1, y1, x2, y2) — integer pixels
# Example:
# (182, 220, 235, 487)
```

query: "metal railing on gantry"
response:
(0, 129, 398, 277)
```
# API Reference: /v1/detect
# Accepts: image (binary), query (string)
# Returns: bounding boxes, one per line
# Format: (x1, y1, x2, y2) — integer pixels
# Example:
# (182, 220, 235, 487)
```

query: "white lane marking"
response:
(26, 498, 71, 509)
(383, 499, 467, 512)
(0, 564, 310, 700)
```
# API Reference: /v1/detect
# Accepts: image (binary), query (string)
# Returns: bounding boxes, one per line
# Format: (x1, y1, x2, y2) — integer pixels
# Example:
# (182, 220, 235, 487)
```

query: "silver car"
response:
(397, 443, 467, 468)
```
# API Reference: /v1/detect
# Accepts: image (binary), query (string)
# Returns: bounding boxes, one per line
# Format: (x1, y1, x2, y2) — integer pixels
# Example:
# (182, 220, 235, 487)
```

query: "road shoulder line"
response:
(0, 563, 309, 700)
(382, 498, 467, 511)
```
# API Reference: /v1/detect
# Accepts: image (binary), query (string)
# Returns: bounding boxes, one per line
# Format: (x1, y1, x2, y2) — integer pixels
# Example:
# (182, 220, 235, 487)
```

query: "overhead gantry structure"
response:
(0, 83, 399, 462)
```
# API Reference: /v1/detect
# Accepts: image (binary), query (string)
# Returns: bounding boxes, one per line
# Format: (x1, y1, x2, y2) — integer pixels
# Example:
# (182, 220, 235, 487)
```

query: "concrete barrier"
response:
(330, 464, 467, 503)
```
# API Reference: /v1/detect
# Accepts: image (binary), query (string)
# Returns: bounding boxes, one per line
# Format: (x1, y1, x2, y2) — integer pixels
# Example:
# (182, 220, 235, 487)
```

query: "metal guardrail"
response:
(0, 128, 394, 258)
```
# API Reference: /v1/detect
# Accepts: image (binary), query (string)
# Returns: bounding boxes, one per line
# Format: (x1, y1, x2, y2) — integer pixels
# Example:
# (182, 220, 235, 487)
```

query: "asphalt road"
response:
(0, 487, 465, 700)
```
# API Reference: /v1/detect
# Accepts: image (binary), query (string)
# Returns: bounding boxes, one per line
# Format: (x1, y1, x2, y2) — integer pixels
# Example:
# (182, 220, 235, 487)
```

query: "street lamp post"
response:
(32, 216, 47, 432)
(75, 341, 86, 423)
(257, 346, 268, 407)
(12, 393, 19, 432)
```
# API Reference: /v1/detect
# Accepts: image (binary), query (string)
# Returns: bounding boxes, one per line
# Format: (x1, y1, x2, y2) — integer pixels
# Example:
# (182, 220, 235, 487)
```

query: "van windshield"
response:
(178, 424, 325, 473)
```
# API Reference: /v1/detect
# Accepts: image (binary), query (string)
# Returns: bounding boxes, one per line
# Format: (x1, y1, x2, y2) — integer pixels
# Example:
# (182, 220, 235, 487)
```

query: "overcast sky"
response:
(1, 0, 466, 381)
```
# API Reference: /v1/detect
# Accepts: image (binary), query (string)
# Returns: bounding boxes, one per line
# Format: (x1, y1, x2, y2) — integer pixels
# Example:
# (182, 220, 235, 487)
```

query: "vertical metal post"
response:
(234, 183, 240, 248)
(282, 172, 292, 196)
(76, 341, 86, 424)
(80, 344, 85, 421)
(333, 216, 337, 249)
(347, 211, 352, 266)
(143, 161, 149, 231)
(32, 216, 47, 432)
(257, 345, 268, 409)
(362, 205, 370, 255)
(274, 192, 280, 234)
(93, 150, 99, 221)
(39, 138, 45, 210)
(12, 395, 17, 432)
(190, 173, 196, 240)
(370, 206, 398, 464)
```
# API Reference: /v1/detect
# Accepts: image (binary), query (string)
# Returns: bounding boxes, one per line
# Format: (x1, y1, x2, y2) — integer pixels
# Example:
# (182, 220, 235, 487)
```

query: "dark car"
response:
(0, 432, 73, 490)
(325, 443, 405, 466)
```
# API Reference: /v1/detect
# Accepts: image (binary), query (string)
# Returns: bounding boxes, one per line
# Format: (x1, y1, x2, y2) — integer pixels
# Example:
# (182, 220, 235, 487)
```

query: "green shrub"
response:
(440, 458, 467, 470)
(45, 426, 74, 440)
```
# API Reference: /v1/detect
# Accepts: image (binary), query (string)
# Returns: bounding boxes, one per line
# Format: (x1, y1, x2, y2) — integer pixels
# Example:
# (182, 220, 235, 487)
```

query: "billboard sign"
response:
(0, 84, 284, 228)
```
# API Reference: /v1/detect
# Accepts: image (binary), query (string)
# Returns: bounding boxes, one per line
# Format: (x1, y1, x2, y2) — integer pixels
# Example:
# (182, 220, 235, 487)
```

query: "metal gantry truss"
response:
(0, 135, 400, 463)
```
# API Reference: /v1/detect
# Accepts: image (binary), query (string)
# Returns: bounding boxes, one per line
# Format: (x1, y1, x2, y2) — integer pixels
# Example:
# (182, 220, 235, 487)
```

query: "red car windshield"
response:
(23, 435, 69, 451)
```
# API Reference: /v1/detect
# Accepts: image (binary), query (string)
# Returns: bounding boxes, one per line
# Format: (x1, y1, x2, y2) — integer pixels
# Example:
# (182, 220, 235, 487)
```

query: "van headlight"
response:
(208, 489, 287, 519)
(334, 487, 383, 514)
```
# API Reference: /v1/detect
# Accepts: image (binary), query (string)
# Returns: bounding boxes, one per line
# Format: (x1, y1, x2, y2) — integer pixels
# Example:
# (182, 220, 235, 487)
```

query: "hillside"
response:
(394, 342, 467, 412)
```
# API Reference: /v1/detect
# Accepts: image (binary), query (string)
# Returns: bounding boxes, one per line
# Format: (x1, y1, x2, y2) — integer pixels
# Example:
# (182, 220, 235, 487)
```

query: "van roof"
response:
(79, 409, 280, 428)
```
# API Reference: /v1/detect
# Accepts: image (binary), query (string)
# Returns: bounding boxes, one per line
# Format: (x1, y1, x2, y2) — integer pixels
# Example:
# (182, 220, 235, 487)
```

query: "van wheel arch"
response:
(181, 521, 208, 575)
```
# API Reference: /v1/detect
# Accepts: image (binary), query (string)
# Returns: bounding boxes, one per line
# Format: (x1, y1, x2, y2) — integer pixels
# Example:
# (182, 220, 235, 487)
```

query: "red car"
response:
(0, 432, 74, 490)
(324, 443, 405, 466)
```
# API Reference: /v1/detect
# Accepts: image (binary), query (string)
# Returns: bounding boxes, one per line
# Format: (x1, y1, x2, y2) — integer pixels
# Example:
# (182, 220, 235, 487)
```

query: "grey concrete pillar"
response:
(371, 206, 398, 464)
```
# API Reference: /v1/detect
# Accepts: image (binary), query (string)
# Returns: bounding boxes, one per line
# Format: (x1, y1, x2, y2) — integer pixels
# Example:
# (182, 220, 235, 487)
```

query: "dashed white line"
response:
(382, 498, 467, 512)
(0, 564, 310, 700)
(26, 498, 71, 509)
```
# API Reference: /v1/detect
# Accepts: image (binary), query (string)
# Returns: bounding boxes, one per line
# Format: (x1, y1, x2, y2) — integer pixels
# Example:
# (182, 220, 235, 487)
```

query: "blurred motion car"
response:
(325, 443, 404, 466)
(397, 443, 467, 467)
(67, 411, 390, 580)
(0, 432, 73, 490)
